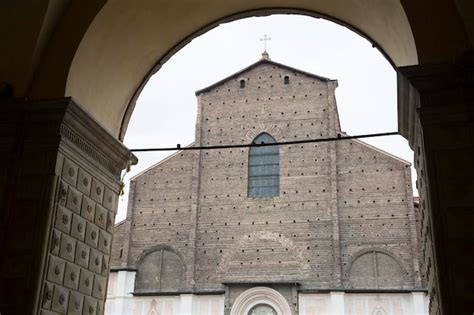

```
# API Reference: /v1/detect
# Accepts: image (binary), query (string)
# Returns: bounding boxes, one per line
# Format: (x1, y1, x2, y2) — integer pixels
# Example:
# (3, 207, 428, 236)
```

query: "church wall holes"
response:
(115, 65, 418, 292)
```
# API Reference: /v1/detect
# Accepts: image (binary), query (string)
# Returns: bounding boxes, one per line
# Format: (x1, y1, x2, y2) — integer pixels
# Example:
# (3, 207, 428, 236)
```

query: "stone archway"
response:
(230, 287, 292, 315)
(1, 2, 473, 314)
(65, 2, 418, 138)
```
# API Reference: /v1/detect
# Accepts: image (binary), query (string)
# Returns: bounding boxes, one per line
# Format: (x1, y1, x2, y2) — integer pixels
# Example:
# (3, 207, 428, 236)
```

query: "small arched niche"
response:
(135, 247, 185, 292)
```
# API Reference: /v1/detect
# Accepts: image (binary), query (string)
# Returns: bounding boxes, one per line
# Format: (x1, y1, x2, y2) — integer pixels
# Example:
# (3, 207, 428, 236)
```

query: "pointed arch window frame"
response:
(248, 133, 280, 198)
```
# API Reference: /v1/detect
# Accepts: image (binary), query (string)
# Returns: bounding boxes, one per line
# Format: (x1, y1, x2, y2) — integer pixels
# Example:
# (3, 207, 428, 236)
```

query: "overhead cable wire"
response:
(130, 131, 399, 152)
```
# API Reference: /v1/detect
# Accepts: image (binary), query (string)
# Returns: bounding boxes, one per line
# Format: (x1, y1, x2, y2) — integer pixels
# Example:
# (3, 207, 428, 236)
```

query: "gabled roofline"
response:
(114, 219, 127, 228)
(130, 142, 194, 180)
(195, 58, 335, 95)
(352, 137, 412, 166)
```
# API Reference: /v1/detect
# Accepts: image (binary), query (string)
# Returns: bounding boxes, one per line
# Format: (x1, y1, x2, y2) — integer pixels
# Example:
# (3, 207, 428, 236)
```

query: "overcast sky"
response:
(117, 15, 417, 222)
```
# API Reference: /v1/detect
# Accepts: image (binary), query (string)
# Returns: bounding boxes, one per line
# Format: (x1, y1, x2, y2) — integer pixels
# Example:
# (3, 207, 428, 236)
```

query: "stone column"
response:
(397, 52, 474, 315)
(0, 98, 136, 314)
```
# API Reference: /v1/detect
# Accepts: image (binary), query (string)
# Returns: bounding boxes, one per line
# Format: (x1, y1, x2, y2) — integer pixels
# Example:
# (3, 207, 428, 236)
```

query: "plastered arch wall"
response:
(135, 244, 186, 268)
(216, 231, 311, 280)
(134, 245, 187, 292)
(348, 248, 407, 272)
(348, 248, 409, 288)
(66, 1, 418, 138)
(230, 286, 292, 315)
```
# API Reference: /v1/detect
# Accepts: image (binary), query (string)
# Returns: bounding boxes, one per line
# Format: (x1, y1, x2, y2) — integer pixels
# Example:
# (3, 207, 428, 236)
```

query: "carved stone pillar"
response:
(0, 98, 136, 314)
(398, 52, 474, 315)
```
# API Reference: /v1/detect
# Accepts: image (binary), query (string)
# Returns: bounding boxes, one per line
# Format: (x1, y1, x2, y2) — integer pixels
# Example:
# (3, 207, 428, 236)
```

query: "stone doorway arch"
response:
(230, 287, 292, 315)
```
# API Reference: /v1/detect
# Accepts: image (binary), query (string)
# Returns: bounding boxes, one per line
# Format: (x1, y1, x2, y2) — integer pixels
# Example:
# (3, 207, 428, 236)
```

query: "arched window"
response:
(349, 250, 406, 288)
(135, 247, 185, 292)
(283, 76, 290, 85)
(248, 133, 279, 197)
(240, 79, 246, 88)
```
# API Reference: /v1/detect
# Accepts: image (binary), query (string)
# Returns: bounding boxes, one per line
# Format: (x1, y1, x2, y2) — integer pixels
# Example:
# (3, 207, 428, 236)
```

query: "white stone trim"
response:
(230, 287, 291, 315)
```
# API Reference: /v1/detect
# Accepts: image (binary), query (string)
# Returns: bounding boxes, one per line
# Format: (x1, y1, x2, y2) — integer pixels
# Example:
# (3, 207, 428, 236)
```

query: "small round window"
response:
(248, 304, 277, 315)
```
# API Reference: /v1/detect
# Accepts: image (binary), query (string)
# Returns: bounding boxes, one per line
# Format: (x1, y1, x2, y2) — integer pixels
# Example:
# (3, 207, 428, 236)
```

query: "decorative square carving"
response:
(85, 222, 99, 248)
(98, 230, 111, 254)
(90, 178, 104, 203)
(51, 284, 69, 313)
(58, 181, 68, 206)
(67, 291, 84, 315)
(94, 205, 107, 230)
(83, 296, 97, 315)
(66, 186, 82, 213)
(47, 255, 65, 285)
(96, 301, 105, 315)
(42, 281, 54, 309)
(89, 248, 103, 274)
(55, 205, 72, 234)
(71, 214, 86, 241)
(50, 229, 61, 256)
(59, 234, 76, 262)
(92, 274, 106, 299)
(81, 196, 95, 222)
(62, 158, 78, 186)
(101, 253, 109, 277)
(77, 168, 92, 196)
(106, 211, 114, 233)
(103, 186, 117, 211)
(75, 242, 90, 269)
(64, 262, 80, 290)
(78, 268, 94, 295)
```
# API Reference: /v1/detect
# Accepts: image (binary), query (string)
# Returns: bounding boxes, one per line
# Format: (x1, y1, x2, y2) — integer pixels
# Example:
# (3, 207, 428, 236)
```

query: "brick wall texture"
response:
(110, 59, 422, 293)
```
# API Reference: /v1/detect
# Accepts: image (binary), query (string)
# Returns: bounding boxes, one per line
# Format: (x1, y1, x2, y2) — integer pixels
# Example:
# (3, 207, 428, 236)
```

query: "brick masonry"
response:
(110, 58, 423, 304)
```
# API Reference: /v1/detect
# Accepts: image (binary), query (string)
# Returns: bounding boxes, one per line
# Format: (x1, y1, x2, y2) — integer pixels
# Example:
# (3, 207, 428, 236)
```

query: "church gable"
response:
(336, 138, 410, 174)
(194, 57, 341, 150)
(336, 138, 415, 289)
(130, 145, 195, 182)
(109, 56, 420, 302)
(195, 57, 333, 96)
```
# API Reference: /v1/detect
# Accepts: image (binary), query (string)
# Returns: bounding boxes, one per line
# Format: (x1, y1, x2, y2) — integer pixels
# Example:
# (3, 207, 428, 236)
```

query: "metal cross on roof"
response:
(260, 34, 271, 52)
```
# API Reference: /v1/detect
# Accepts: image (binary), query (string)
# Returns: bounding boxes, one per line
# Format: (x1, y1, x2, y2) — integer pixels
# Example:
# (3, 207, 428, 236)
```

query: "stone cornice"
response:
(32, 98, 138, 175)
(397, 51, 474, 149)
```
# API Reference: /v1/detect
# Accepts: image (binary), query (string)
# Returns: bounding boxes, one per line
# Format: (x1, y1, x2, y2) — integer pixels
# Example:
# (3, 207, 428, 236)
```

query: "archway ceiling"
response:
(66, 0, 418, 137)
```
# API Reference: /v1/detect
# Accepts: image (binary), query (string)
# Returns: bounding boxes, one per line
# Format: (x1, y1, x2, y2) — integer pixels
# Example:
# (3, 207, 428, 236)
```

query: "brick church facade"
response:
(106, 54, 427, 314)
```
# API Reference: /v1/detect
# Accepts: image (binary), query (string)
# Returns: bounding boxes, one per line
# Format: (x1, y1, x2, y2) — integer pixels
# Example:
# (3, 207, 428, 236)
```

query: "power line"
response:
(130, 131, 399, 152)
